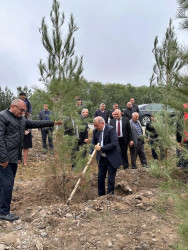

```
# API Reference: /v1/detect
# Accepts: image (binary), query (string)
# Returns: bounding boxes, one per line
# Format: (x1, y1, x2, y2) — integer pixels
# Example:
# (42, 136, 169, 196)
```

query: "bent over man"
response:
(0, 99, 57, 221)
(91, 116, 122, 196)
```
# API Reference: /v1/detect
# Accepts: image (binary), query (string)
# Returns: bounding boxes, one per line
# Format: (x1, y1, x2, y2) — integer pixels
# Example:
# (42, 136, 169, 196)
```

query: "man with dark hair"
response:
(75, 97, 83, 114)
(94, 103, 108, 123)
(38, 104, 54, 153)
(91, 116, 122, 196)
(19, 92, 32, 115)
(0, 99, 59, 221)
(130, 98, 139, 113)
(109, 103, 119, 120)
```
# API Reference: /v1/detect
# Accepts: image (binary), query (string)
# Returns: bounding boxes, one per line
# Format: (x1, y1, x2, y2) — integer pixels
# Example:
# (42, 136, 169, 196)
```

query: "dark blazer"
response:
(38, 110, 53, 131)
(109, 109, 116, 120)
(38, 110, 53, 120)
(94, 109, 108, 123)
(132, 104, 139, 113)
(123, 108, 135, 120)
(110, 117, 133, 144)
(79, 115, 89, 145)
(91, 124, 122, 169)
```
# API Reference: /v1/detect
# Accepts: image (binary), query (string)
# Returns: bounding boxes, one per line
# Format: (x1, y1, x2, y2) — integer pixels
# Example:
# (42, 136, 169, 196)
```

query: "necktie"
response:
(99, 131, 103, 146)
(117, 120, 120, 136)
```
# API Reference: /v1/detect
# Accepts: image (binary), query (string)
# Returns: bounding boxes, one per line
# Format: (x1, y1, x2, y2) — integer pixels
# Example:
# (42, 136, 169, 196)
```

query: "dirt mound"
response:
(0, 131, 184, 249)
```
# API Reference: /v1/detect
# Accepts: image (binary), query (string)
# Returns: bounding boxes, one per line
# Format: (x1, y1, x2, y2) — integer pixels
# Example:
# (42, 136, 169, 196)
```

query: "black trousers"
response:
(118, 137, 129, 169)
(0, 163, 17, 215)
(41, 129, 53, 150)
(177, 142, 188, 168)
(130, 141, 147, 169)
(98, 157, 117, 196)
(149, 139, 164, 160)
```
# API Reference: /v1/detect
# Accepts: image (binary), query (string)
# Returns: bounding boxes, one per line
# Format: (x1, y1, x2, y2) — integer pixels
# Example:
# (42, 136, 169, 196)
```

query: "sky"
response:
(0, 0, 187, 94)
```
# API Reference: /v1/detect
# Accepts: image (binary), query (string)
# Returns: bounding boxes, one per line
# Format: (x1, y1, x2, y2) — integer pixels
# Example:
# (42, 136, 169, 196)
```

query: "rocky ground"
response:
(0, 130, 187, 250)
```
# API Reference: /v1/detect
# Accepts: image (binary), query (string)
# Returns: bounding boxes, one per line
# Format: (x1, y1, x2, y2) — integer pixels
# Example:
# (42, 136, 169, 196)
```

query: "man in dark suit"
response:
(109, 103, 119, 120)
(91, 116, 122, 196)
(78, 108, 89, 149)
(130, 98, 139, 113)
(123, 102, 135, 120)
(110, 109, 133, 169)
(64, 109, 89, 169)
(94, 103, 108, 123)
(38, 104, 53, 153)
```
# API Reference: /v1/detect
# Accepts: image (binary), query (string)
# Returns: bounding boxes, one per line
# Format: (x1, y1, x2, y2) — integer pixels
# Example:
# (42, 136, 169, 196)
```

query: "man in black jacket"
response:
(38, 104, 54, 153)
(123, 102, 135, 120)
(0, 99, 57, 221)
(94, 103, 108, 123)
(110, 109, 133, 169)
(64, 109, 89, 169)
(130, 98, 139, 113)
(79, 109, 89, 146)
(109, 103, 119, 121)
(145, 115, 164, 160)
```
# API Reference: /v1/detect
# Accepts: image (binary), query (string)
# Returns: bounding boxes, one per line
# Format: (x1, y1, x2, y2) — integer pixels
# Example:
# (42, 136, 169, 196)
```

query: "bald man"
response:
(91, 116, 122, 196)
(129, 112, 148, 169)
(0, 99, 58, 221)
(110, 109, 133, 169)
(123, 102, 135, 120)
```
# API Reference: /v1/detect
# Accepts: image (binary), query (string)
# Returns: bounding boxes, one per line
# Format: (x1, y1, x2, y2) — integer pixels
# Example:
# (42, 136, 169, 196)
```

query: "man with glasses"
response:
(0, 99, 59, 221)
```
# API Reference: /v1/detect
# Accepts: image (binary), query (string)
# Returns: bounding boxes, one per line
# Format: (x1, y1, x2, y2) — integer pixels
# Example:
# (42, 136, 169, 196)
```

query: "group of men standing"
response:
(0, 96, 147, 222)
(92, 98, 148, 198)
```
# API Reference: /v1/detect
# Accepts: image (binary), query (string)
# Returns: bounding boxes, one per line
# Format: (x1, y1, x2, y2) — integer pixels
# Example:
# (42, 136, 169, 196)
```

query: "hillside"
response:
(0, 130, 187, 250)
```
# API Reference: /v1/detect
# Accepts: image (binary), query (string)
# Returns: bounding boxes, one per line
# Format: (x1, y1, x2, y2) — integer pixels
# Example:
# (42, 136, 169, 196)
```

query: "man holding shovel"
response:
(92, 116, 122, 196)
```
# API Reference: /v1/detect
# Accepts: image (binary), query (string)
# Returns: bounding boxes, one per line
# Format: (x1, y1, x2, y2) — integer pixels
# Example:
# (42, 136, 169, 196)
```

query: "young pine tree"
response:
(151, 19, 186, 158)
(38, 0, 83, 86)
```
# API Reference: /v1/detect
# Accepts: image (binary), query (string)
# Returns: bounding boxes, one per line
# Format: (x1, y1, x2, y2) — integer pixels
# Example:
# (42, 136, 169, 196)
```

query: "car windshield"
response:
(138, 104, 148, 111)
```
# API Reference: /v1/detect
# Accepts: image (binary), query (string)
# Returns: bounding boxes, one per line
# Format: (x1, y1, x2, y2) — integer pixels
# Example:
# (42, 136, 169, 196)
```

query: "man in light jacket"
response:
(129, 112, 148, 169)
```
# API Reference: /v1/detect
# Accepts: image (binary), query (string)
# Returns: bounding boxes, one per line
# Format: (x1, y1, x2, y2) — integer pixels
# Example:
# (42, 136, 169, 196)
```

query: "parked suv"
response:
(138, 103, 174, 126)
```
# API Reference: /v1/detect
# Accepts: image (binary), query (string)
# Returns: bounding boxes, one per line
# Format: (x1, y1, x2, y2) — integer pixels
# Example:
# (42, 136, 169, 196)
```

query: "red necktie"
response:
(117, 120, 120, 136)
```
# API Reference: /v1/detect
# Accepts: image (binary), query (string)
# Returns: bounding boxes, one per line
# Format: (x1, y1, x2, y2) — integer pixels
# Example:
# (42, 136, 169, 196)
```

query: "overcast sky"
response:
(0, 0, 187, 94)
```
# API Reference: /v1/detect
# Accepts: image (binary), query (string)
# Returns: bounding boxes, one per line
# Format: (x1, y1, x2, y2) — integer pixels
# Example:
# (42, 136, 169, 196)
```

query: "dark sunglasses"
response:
(14, 105, 26, 112)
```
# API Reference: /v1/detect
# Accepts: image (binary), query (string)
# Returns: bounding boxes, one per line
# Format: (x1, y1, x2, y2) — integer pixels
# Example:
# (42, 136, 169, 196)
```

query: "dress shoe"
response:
(0, 213, 19, 222)
(142, 165, 149, 168)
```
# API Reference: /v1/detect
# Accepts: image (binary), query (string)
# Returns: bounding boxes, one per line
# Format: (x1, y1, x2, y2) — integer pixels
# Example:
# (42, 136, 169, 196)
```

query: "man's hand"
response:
(84, 139, 89, 143)
(25, 131, 29, 135)
(129, 141, 133, 147)
(0, 161, 8, 168)
(94, 144, 101, 151)
(55, 120, 63, 125)
(178, 142, 182, 150)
